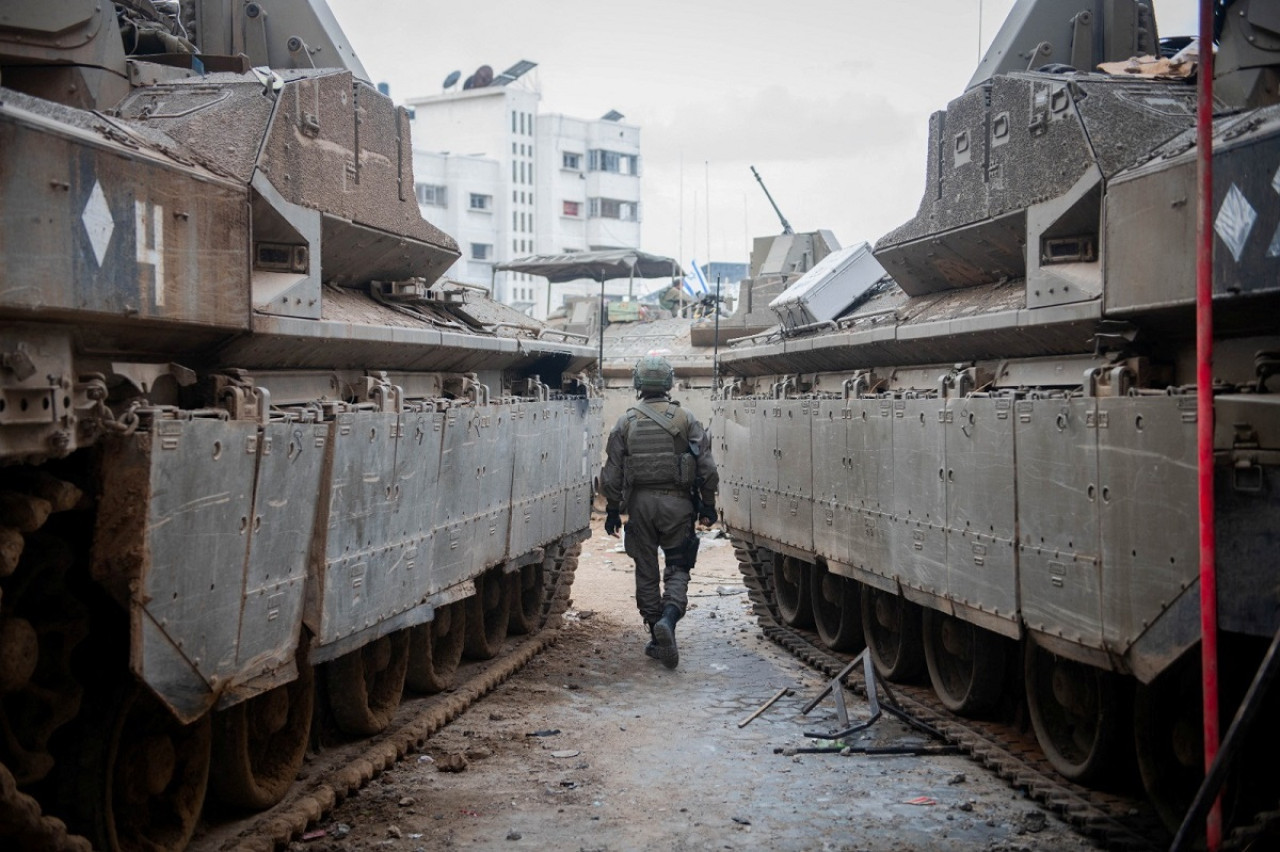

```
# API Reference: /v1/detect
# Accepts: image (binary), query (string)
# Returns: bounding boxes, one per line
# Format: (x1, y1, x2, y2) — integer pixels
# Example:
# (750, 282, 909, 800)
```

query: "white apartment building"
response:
(405, 67, 643, 319)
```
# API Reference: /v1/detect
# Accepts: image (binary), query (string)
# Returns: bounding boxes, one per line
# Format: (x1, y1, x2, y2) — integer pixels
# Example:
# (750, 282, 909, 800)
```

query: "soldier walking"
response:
(600, 356, 718, 668)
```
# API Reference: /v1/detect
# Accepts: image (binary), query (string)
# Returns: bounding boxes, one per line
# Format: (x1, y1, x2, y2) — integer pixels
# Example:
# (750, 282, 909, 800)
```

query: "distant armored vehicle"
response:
(0, 1, 600, 849)
(716, 0, 1279, 835)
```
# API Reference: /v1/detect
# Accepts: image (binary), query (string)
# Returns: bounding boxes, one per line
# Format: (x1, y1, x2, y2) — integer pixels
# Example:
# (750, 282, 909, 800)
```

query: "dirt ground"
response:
(294, 516, 1090, 852)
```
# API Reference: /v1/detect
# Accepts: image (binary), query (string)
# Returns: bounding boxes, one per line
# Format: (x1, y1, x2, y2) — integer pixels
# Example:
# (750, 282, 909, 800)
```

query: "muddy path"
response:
(291, 518, 1087, 851)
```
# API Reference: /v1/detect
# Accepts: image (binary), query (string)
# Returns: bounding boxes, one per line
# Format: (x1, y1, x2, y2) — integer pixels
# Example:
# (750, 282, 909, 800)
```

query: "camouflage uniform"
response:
(600, 396, 718, 626)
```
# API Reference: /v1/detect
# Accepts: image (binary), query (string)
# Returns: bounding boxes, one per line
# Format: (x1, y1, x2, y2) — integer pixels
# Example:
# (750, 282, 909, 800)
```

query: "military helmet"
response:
(633, 355, 675, 392)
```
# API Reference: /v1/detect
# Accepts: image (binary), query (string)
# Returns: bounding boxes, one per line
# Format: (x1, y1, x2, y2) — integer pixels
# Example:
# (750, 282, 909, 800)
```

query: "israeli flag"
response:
(683, 259, 709, 297)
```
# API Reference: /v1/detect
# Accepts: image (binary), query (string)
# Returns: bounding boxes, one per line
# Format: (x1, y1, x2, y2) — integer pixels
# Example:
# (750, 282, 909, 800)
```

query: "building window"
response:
(588, 197, 638, 221)
(563, 152, 582, 170)
(511, 110, 517, 133)
(471, 243, 492, 261)
(563, 200, 580, 217)
(415, 183, 446, 207)
(588, 149, 639, 175)
(469, 193, 492, 211)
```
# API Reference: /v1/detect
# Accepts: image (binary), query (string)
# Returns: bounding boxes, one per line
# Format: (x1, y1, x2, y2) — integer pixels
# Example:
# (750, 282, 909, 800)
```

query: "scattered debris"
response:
(398, 796, 416, 807)
(387, 825, 403, 839)
(732, 816, 752, 826)
(301, 829, 327, 841)
(506, 829, 523, 841)
(948, 773, 967, 785)
(527, 729, 561, 737)
(905, 796, 938, 806)
(738, 687, 794, 728)
(437, 753, 469, 773)
(550, 749, 580, 759)
(1097, 52, 1195, 80)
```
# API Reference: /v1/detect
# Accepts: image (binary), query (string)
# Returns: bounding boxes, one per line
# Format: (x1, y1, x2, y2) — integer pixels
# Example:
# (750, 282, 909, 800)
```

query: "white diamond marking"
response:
(1214, 184, 1256, 264)
(82, 181, 115, 267)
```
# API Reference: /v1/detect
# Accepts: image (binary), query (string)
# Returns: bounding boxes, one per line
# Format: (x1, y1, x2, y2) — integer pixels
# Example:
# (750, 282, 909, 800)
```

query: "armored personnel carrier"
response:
(0, 2, 600, 849)
(716, 0, 1279, 836)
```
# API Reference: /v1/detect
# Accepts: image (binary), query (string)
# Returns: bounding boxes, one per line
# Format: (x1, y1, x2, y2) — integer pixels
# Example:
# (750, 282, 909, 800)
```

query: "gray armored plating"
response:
(0, 2, 601, 849)
(717, 0, 1280, 840)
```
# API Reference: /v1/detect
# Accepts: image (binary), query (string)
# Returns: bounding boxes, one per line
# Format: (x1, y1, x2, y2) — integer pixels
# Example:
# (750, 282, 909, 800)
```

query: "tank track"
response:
(540, 536, 583, 630)
(732, 538, 1173, 852)
(189, 537, 585, 851)
(0, 764, 91, 852)
(0, 527, 583, 852)
(0, 473, 93, 852)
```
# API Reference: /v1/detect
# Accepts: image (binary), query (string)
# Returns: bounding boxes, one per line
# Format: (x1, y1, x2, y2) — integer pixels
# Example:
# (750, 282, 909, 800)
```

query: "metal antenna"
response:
(750, 165, 794, 236)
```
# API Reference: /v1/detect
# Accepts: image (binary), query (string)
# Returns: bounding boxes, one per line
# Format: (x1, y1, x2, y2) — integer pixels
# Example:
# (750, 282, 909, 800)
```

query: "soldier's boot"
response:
(651, 604, 681, 669)
(643, 621, 662, 661)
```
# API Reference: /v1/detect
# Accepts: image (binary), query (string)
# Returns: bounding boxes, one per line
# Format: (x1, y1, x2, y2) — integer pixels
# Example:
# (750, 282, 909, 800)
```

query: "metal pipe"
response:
(1195, 2, 1221, 848)
(785, 319, 838, 337)
(738, 687, 793, 728)
(713, 275, 722, 396)
(537, 327, 590, 344)
(1172, 625, 1280, 852)
(598, 275, 606, 388)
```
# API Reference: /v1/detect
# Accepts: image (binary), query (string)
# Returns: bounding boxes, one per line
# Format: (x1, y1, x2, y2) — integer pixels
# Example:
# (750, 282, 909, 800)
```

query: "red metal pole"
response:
(1195, 0, 1220, 848)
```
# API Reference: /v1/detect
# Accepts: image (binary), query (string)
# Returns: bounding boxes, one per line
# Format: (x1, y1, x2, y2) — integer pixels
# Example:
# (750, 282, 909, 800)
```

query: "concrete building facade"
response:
(406, 73, 645, 319)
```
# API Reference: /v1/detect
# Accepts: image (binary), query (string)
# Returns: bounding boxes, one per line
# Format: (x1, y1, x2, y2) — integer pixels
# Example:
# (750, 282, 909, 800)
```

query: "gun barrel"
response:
(750, 165, 794, 236)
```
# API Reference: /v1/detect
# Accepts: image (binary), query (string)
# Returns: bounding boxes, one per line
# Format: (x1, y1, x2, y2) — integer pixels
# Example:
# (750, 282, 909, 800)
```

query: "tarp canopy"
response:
(495, 249, 682, 283)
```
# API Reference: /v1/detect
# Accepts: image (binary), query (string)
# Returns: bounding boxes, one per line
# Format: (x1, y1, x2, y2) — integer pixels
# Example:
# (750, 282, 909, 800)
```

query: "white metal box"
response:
(768, 242, 888, 331)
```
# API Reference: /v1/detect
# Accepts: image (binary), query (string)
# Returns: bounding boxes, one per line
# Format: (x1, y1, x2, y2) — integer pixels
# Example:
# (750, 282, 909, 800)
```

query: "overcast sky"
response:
(326, 0, 1202, 273)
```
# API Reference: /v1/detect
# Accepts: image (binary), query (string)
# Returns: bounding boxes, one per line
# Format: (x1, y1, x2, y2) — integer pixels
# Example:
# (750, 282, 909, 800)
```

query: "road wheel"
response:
(860, 586, 924, 681)
(464, 568, 511, 660)
(507, 560, 546, 636)
(326, 630, 409, 736)
(407, 601, 466, 693)
(1025, 640, 1128, 784)
(771, 554, 813, 629)
(923, 609, 1007, 716)
(808, 562, 863, 652)
(210, 656, 314, 811)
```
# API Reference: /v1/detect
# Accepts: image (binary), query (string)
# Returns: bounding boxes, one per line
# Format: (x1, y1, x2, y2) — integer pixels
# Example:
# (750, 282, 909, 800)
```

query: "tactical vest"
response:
(623, 401, 698, 489)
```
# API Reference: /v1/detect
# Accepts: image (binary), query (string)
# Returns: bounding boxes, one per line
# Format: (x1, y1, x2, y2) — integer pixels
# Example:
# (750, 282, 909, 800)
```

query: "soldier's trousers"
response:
(623, 489, 700, 625)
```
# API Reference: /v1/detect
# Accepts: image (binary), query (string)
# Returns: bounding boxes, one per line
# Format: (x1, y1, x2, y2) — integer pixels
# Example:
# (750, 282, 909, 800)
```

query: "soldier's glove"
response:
(698, 503, 717, 528)
(605, 506, 622, 537)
